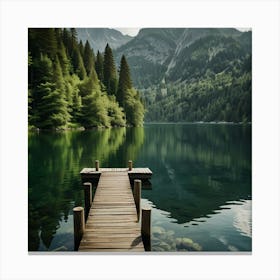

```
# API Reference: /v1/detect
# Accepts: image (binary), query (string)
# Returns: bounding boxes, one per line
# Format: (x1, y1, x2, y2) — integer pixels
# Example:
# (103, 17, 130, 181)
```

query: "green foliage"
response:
(30, 54, 70, 129)
(95, 50, 104, 81)
(116, 55, 144, 126)
(28, 28, 57, 60)
(28, 28, 145, 129)
(107, 96, 126, 127)
(117, 55, 132, 107)
(124, 88, 144, 126)
(103, 43, 117, 95)
(72, 47, 86, 80)
(83, 40, 95, 76)
(144, 70, 251, 123)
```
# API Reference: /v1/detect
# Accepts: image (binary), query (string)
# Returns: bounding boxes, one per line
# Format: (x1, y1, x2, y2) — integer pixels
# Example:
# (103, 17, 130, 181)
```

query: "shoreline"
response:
(28, 121, 251, 132)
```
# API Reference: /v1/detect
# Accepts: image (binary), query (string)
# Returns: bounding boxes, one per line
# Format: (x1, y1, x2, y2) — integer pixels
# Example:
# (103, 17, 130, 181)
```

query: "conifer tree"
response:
(103, 44, 117, 95)
(72, 47, 87, 80)
(56, 36, 70, 75)
(62, 28, 71, 56)
(32, 54, 69, 128)
(53, 55, 66, 94)
(28, 28, 144, 129)
(79, 40, 84, 58)
(70, 28, 78, 56)
(83, 40, 95, 76)
(28, 28, 57, 59)
(28, 52, 33, 123)
(117, 55, 132, 107)
(95, 50, 104, 81)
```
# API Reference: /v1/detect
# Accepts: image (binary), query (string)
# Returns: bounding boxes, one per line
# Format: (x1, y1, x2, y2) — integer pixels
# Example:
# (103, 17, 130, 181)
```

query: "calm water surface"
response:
(28, 123, 251, 252)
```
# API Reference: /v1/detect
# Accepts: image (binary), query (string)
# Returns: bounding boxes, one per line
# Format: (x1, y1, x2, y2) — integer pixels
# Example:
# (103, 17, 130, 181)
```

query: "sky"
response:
(115, 28, 141, 36)
(115, 27, 251, 37)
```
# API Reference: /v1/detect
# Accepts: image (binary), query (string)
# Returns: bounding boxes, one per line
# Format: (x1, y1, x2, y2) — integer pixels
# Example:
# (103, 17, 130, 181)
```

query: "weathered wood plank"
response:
(81, 236, 142, 243)
(78, 170, 146, 252)
(79, 248, 144, 252)
(79, 242, 144, 249)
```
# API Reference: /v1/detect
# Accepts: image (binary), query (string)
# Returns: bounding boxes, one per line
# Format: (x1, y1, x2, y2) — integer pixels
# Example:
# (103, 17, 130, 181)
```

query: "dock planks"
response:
(80, 167, 153, 181)
(78, 171, 145, 252)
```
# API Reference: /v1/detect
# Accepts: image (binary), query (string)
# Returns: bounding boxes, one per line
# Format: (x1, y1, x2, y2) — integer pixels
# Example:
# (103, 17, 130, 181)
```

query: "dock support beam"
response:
(95, 160, 99, 171)
(73, 206, 85, 251)
(141, 207, 151, 251)
(133, 179, 141, 222)
(83, 182, 92, 219)
(128, 160, 133, 171)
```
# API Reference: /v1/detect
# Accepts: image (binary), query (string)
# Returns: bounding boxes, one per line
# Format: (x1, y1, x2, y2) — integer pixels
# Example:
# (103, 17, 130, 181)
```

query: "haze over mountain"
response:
(76, 28, 132, 53)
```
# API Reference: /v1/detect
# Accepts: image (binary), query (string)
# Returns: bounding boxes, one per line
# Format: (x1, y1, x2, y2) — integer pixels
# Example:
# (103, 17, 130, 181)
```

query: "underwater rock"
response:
(152, 246, 166, 252)
(175, 237, 202, 251)
(153, 226, 165, 234)
(159, 241, 172, 251)
(151, 225, 202, 252)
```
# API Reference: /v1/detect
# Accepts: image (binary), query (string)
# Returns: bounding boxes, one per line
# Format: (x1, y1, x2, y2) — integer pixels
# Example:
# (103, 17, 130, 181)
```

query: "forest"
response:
(28, 28, 144, 129)
(141, 33, 252, 123)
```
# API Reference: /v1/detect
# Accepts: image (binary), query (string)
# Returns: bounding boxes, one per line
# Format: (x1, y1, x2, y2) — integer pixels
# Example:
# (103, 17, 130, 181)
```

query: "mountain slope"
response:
(115, 28, 249, 88)
(78, 28, 251, 123)
(115, 28, 251, 123)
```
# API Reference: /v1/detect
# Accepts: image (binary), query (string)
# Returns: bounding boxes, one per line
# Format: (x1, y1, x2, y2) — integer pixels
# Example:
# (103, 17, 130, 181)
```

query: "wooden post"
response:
(83, 182, 92, 219)
(128, 160, 133, 171)
(141, 207, 151, 251)
(73, 206, 85, 251)
(133, 179, 141, 222)
(95, 160, 99, 171)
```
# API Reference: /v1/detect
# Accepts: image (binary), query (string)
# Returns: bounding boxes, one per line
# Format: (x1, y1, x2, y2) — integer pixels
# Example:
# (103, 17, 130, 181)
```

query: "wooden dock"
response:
(75, 162, 152, 252)
(80, 167, 153, 181)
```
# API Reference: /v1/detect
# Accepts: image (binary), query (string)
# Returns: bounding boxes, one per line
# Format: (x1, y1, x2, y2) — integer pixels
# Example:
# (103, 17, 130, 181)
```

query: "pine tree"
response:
(117, 55, 132, 107)
(28, 28, 143, 129)
(32, 54, 69, 128)
(62, 28, 71, 56)
(79, 40, 84, 58)
(72, 47, 86, 80)
(56, 36, 70, 75)
(83, 40, 95, 76)
(28, 52, 33, 124)
(95, 50, 104, 81)
(28, 28, 57, 59)
(103, 44, 117, 95)
(53, 56, 66, 93)
(70, 28, 78, 57)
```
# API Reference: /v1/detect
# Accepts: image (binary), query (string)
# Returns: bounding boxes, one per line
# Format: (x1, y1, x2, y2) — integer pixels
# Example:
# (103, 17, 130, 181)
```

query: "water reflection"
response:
(140, 124, 251, 224)
(28, 127, 144, 251)
(28, 124, 251, 251)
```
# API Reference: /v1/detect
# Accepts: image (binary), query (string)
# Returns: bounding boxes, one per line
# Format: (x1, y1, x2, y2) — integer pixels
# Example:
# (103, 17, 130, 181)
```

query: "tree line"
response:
(28, 28, 144, 129)
(144, 69, 251, 123)
(143, 34, 252, 123)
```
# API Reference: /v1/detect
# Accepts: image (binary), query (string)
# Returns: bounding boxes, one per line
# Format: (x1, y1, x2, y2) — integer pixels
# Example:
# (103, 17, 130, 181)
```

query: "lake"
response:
(28, 123, 252, 252)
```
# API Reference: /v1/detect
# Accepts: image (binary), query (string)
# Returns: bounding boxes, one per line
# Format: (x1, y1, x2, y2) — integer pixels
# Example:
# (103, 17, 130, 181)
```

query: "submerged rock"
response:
(152, 226, 165, 237)
(175, 237, 202, 251)
(151, 225, 202, 252)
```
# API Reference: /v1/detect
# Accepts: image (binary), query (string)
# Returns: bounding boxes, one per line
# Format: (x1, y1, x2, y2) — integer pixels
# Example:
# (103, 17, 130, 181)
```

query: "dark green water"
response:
(28, 123, 251, 252)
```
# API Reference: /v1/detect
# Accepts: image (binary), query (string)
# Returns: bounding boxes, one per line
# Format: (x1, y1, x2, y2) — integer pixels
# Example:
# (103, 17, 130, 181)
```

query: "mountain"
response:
(114, 28, 251, 123)
(76, 28, 132, 53)
(78, 28, 251, 123)
(115, 28, 249, 88)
